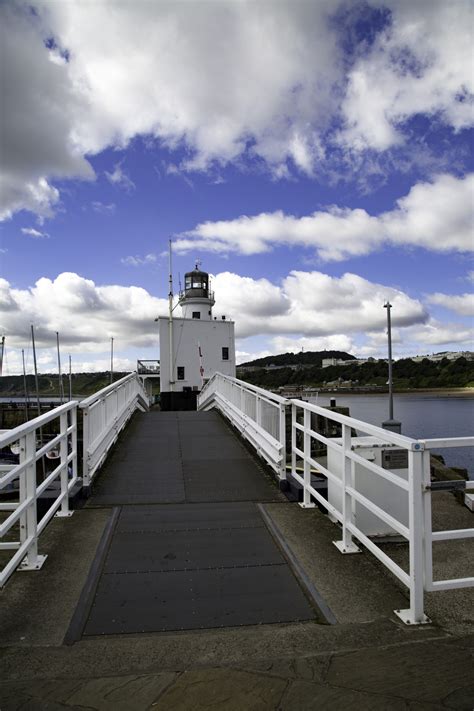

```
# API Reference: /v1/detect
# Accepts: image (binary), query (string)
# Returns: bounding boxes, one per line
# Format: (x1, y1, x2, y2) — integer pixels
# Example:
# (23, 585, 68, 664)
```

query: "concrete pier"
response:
(0, 410, 473, 709)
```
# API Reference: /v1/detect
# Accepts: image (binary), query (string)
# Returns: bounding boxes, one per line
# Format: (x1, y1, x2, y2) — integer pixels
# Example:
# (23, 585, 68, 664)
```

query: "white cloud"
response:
(212, 269, 427, 339)
(427, 292, 474, 317)
(0, 4, 93, 220)
(1, 2, 472, 219)
(21, 227, 49, 239)
(91, 201, 116, 215)
(175, 173, 474, 260)
(0, 273, 167, 349)
(121, 254, 157, 267)
(339, 1, 474, 151)
(105, 162, 135, 192)
(409, 320, 473, 347)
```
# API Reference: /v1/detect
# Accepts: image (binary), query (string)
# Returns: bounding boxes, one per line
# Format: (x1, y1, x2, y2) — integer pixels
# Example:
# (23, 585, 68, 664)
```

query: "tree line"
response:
(240, 357, 474, 390)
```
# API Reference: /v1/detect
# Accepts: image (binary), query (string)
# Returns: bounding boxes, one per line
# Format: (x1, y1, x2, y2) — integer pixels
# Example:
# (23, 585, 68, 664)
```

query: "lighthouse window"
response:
(192, 311, 201, 319)
(177, 366, 185, 380)
(222, 347, 229, 361)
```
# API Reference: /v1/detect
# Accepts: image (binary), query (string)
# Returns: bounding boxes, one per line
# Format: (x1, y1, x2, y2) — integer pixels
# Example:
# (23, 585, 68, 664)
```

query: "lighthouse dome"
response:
(183, 265, 210, 299)
(179, 261, 215, 319)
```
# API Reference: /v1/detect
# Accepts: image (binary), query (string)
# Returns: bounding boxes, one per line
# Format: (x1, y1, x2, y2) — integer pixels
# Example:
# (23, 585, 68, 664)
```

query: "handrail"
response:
(80, 371, 149, 486)
(198, 372, 289, 478)
(0, 401, 76, 446)
(0, 402, 78, 588)
(79, 372, 136, 407)
(200, 372, 290, 405)
(197, 375, 473, 625)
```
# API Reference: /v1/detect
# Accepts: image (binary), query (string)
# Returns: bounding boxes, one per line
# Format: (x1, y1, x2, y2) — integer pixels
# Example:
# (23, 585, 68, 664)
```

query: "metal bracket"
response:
(55, 511, 74, 518)
(19, 554, 47, 571)
(333, 540, 361, 554)
(425, 480, 466, 492)
(299, 502, 315, 509)
(394, 608, 431, 625)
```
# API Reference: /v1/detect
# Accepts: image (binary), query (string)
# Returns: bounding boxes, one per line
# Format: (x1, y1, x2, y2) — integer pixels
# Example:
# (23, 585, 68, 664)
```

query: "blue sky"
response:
(0, 0, 472, 374)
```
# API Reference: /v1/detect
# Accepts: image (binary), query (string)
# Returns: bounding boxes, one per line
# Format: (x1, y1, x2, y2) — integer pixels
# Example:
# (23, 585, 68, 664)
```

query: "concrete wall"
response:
(158, 316, 235, 392)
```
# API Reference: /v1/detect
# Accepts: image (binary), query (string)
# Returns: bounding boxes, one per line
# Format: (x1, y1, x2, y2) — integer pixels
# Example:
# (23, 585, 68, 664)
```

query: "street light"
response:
(382, 301, 402, 434)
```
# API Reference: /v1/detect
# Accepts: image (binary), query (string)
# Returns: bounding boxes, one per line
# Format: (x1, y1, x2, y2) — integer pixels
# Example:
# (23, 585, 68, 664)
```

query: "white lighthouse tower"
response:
(158, 262, 236, 410)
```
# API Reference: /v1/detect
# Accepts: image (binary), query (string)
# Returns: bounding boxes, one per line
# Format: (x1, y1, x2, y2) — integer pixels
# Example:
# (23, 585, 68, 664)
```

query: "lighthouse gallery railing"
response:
(198, 373, 474, 626)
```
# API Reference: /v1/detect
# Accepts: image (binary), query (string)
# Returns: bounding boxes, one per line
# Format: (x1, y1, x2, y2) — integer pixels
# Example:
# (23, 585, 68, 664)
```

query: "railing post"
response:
(395, 445, 430, 625)
(278, 404, 287, 481)
(56, 411, 73, 518)
(422, 448, 433, 593)
(70, 406, 78, 483)
(334, 423, 360, 554)
(256, 395, 261, 429)
(82, 406, 91, 488)
(299, 407, 315, 509)
(19, 430, 46, 571)
(18, 434, 28, 553)
(291, 403, 296, 480)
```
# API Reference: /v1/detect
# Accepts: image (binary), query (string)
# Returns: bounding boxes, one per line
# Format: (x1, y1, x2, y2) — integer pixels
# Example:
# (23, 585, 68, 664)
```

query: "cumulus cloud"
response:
(2, 1, 471, 219)
(0, 273, 167, 349)
(212, 270, 427, 339)
(175, 173, 474, 260)
(339, 1, 474, 151)
(427, 292, 474, 317)
(409, 321, 473, 347)
(21, 227, 49, 239)
(0, 3, 93, 220)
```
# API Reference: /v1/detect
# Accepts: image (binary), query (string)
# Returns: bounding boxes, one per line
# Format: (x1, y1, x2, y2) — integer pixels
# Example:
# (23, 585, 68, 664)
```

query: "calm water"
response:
(308, 392, 474, 478)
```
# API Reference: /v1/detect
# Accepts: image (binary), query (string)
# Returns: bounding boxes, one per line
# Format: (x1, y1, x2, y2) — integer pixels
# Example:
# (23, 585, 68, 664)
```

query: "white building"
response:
(158, 264, 236, 409)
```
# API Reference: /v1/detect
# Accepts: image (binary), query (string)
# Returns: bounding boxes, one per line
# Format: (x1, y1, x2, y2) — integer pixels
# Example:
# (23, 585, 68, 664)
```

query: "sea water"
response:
(308, 392, 474, 478)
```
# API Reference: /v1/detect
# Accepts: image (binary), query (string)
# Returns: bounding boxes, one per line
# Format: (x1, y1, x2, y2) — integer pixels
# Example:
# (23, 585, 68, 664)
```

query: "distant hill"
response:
(239, 350, 356, 368)
(0, 372, 129, 398)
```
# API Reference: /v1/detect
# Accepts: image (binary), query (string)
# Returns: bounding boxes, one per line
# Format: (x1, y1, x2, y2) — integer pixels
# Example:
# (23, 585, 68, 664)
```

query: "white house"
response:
(158, 263, 236, 409)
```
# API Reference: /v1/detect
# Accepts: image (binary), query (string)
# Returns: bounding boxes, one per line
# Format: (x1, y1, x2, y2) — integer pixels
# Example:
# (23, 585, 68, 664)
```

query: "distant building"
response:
(410, 351, 474, 363)
(158, 263, 236, 410)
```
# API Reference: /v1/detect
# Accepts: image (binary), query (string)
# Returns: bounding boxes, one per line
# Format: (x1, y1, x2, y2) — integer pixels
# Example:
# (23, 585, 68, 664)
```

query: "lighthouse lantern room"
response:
(179, 261, 216, 320)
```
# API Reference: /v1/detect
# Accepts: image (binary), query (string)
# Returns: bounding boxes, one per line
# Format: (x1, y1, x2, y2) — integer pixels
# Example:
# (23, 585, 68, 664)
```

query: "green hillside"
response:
(0, 372, 130, 398)
(240, 350, 356, 367)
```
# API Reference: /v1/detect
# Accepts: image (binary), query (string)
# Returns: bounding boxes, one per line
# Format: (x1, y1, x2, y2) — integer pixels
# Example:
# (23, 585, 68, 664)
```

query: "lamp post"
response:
(382, 301, 402, 434)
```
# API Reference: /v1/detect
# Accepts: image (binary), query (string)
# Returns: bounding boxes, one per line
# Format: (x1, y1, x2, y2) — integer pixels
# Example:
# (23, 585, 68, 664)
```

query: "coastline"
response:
(277, 387, 474, 398)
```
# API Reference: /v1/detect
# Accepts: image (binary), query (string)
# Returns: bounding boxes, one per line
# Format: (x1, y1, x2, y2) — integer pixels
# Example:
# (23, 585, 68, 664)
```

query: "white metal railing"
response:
(291, 399, 474, 625)
(198, 373, 289, 478)
(197, 375, 473, 625)
(80, 373, 149, 486)
(0, 402, 78, 587)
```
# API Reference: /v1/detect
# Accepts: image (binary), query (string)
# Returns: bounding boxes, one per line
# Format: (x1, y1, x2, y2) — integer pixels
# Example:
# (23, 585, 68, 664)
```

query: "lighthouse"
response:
(158, 262, 236, 410)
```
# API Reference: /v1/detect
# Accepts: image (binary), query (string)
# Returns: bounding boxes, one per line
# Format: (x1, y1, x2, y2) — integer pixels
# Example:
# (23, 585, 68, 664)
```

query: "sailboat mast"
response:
(168, 239, 174, 393)
(56, 332, 64, 404)
(22, 349, 29, 420)
(31, 325, 41, 419)
(0, 335, 4, 376)
(110, 337, 114, 384)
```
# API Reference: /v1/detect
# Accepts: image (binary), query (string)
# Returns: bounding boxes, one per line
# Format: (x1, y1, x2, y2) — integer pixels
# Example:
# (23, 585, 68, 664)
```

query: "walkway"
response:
(0, 409, 473, 709)
(71, 410, 317, 638)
